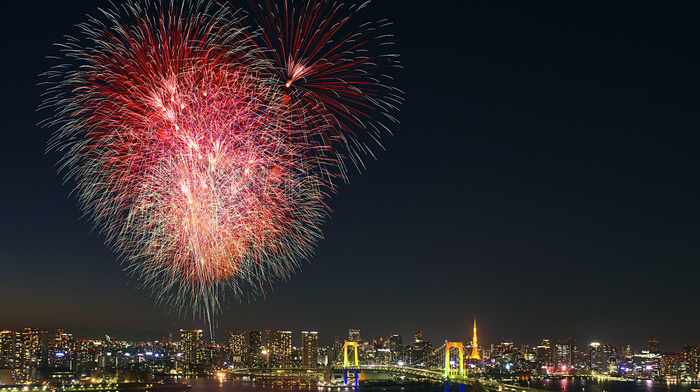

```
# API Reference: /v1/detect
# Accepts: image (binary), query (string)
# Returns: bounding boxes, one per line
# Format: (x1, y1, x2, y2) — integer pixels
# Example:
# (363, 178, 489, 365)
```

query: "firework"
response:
(249, 0, 404, 179)
(41, 0, 401, 319)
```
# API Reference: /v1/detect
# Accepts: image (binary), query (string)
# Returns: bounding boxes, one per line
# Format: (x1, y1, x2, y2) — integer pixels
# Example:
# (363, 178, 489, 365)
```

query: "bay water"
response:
(184, 376, 700, 392)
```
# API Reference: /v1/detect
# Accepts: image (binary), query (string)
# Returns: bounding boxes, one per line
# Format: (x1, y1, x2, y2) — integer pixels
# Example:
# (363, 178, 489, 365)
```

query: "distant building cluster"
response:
(476, 338, 700, 382)
(1, 326, 699, 385)
(0, 327, 327, 385)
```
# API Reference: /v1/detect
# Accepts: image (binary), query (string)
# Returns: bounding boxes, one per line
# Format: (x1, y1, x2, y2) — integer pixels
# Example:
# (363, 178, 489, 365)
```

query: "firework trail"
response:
(41, 0, 401, 320)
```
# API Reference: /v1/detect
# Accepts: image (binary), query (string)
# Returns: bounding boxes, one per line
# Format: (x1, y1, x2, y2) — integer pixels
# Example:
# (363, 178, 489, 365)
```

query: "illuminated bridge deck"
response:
(337, 365, 542, 392)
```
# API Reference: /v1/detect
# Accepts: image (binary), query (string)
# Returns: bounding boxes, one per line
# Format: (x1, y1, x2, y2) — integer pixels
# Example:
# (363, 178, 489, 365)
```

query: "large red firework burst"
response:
(41, 0, 401, 319)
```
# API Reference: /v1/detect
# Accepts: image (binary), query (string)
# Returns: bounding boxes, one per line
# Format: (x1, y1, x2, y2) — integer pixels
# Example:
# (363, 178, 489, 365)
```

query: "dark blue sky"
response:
(1, 0, 699, 352)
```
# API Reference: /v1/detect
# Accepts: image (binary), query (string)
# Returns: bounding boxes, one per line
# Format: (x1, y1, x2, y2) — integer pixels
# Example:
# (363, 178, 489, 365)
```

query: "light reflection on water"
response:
(521, 379, 700, 392)
(184, 377, 700, 392)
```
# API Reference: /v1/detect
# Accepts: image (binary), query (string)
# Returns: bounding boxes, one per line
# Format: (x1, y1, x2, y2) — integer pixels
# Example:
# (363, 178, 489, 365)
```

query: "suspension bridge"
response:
(228, 322, 541, 392)
(332, 340, 539, 392)
(229, 339, 541, 391)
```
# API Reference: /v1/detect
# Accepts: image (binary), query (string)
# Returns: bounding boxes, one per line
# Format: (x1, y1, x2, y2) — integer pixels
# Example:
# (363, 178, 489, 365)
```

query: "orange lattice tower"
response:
(468, 318, 481, 360)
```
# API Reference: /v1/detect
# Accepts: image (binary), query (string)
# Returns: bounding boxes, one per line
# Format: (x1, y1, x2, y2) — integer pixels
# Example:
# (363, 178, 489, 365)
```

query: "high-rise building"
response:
(333, 336, 343, 361)
(412, 332, 424, 364)
(589, 342, 617, 372)
(51, 329, 74, 368)
(290, 347, 303, 367)
(536, 339, 554, 373)
(180, 329, 204, 366)
(649, 339, 660, 354)
(229, 331, 246, 365)
(301, 331, 318, 368)
(589, 342, 602, 371)
(414, 331, 423, 344)
(555, 341, 572, 373)
(74, 339, 97, 372)
(18, 328, 48, 380)
(348, 329, 360, 343)
(684, 345, 700, 376)
(268, 331, 292, 367)
(0, 330, 17, 367)
(54, 329, 73, 350)
(249, 331, 262, 366)
(388, 334, 402, 364)
(421, 340, 433, 362)
(623, 344, 632, 359)
(389, 334, 402, 350)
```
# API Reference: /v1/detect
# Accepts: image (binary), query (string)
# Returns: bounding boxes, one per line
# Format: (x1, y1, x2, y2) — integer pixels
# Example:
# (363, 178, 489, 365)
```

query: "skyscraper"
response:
(180, 329, 204, 366)
(348, 329, 360, 343)
(0, 330, 17, 367)
(389, 334, 403, 364)
(249, 331, 262, 366)
(588, 342, 613, 372)
(649, 339, 660, 354)
(555, 341, 572, 373)
(412, 331, 424, 364)
(19, 328, 48, 378)
(52, 329, 73, 368)
(268, 331, 292, 367)
(228, 331, 246, 365)
(301, 331, 318, 368)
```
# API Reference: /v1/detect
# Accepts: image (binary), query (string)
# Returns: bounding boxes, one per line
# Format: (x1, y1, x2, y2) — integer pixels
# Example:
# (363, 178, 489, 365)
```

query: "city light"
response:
(0, 326, 694, 385)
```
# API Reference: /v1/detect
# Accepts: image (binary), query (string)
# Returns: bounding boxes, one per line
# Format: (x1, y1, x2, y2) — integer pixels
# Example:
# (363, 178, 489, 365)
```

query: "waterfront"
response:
(185, 377, 700, 392)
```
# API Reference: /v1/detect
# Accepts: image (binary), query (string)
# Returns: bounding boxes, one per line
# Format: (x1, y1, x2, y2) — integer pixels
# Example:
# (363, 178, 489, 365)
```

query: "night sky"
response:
(1, 1, 699, 352)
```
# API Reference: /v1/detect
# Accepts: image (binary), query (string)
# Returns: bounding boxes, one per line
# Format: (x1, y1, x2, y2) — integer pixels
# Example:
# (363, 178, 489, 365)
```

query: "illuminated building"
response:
(18, 328, 48, 379)
(555, 340, 573, 374)
(422, 340, 433, 359)
(389, 334, 402, 350)
(290, 347, 302, 367)
(412, 331, 424, 364)
(348, 329, 360, 343)
(0, 330, 17, 367)
(684, 345, 700, 377)
(589, 342, 602, 371)
(377, 348, 391, 365)
(229, 331, 246, 365)
(467, 318, 481, 360)
(268, 331, 292, 367)
(589, 342, 618, 373)
(634, 351, 661, 378)
(389, 334, 402, 364)
(301, 331, 318, 368)
(535, 339, 553, 374)
(51, 328, 74, 368)
(180, 329, 204, 366)
(74, 339, 98, 372)
(623, 344, 633, 359)
(649, 339, 660, 354)
(332, 336, 343, 363)
(249, 331, 262, 366)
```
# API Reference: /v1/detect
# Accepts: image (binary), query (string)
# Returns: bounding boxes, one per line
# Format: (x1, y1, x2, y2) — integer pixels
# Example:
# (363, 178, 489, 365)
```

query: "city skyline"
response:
(0, 325, 686, 356)
(2, 324, 698, 382)
(1, 0, 699, 352)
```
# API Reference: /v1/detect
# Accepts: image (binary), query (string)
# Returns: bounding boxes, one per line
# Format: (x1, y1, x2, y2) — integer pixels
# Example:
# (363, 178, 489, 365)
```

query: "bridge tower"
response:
(444, 341, 464, 378)
(343, 341, 359, 366)
(343, 341, 359, 386)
